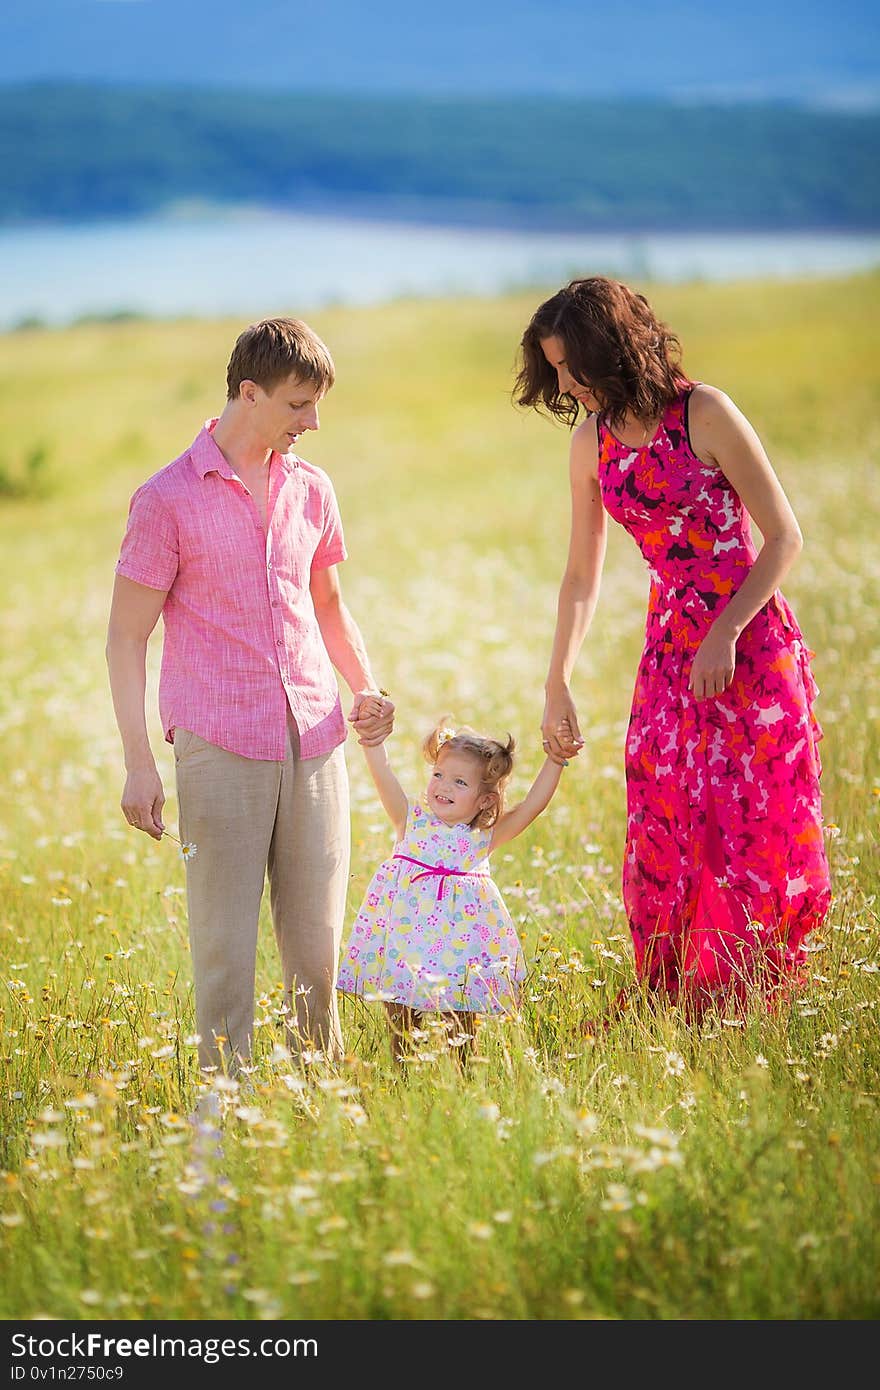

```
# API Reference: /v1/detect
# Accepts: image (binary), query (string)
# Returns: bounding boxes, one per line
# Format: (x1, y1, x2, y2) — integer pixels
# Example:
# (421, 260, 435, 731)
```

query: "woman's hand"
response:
(541, 686, 584, 765)
(688, 625, 737, 700)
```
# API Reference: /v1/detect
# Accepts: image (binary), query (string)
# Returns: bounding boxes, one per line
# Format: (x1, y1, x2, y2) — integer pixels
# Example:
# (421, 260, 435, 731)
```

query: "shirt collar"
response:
(190, 419, 300, 480)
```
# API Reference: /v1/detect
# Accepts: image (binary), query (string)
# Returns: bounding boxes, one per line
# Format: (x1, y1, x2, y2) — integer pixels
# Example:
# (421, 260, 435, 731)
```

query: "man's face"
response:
(249, 372, 324, 453)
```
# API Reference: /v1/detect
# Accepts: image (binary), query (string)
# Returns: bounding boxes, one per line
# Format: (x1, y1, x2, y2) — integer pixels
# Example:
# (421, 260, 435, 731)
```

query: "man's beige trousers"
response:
(174, 721, 350, 1071)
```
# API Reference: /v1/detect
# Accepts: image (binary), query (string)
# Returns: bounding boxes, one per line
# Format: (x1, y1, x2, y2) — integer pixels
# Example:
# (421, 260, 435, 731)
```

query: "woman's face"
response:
(540, 334, 603, 413)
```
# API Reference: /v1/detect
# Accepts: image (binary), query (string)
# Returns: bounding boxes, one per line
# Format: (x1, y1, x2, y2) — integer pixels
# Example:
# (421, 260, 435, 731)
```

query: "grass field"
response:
(0, 273, 878, 1321)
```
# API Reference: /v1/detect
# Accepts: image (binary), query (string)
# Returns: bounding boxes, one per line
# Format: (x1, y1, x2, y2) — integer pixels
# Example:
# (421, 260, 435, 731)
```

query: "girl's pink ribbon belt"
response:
(392, 854, 488, 901)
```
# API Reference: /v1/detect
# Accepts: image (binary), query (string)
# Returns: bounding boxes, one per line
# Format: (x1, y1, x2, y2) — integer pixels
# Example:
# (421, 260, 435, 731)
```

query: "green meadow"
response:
(0, 274, 878, 1321)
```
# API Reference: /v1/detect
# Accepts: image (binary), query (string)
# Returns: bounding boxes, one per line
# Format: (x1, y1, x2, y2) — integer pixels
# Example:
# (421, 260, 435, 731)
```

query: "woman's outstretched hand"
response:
(541, 688, 585, 765)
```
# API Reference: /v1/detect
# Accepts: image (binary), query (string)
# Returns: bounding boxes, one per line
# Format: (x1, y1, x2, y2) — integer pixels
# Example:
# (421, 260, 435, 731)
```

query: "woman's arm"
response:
(688, 385, 804, 701)
(489, 756, 564, 853)
(543, 418, 608, 763)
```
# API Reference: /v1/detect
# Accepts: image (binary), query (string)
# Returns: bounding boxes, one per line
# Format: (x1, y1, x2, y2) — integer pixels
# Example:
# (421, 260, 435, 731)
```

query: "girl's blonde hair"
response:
(422, 717, 516, 830)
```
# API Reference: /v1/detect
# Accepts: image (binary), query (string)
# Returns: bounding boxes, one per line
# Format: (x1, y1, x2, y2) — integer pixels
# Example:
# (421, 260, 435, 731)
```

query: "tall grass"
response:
(0, 274, 878, 1320)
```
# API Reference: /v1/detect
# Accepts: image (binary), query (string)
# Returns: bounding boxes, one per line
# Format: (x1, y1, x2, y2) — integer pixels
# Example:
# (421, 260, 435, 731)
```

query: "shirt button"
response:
(271, 600, 279, 607)
(276, 639, 283, 647)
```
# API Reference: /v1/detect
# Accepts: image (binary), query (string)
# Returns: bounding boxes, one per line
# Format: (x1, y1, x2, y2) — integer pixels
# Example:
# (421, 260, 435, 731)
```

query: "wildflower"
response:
(754, 1054, 770, 1069)
(161, 829, 197, 859)
(383, 1250, 419, 1267)
(467, 1222, 493, 1240)
(339, 1101, 368, 1126)
(663, 1051, 686, 1077)
(288, 1185, 320, 1204)
(533, 1146, 576, 1166)
(574, 1109, 599, 1138)
(316, 1216, 348, 1234)
(410, 1281, 435, 1299)
(601, 1183, 634, 1213)
(234, 1106, 264, 1126)
(540, 1076, 566, 1097)
(796, 1232, 820, 1251)
(212, 1076, 240, 1093)
(633, 1124, 680, 1149)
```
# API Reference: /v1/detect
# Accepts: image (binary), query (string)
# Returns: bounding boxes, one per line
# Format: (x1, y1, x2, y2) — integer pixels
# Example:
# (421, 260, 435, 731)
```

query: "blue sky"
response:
(2, 0, 879, 104)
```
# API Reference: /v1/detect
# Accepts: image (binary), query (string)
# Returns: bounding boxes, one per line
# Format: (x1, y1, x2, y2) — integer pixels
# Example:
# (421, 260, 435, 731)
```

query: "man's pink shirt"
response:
(115, 420, 348, 761)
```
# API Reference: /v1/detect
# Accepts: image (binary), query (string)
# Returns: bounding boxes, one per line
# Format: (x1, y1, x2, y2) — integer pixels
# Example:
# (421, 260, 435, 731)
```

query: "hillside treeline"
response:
(2, 82, 877, 228)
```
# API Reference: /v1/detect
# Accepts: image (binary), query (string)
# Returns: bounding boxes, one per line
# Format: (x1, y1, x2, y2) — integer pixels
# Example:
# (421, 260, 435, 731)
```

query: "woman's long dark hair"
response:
(514, 277, 690, 428)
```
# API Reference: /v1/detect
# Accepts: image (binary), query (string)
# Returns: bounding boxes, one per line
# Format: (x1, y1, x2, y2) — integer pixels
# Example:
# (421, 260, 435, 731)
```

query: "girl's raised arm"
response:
(360, 740, 408, 842)
(489, 756, 564, 853)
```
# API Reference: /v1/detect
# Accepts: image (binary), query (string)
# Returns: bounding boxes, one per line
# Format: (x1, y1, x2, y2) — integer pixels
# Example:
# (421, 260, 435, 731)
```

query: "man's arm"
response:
(310, 564, 393, 744)
(106, 574, 169, 838)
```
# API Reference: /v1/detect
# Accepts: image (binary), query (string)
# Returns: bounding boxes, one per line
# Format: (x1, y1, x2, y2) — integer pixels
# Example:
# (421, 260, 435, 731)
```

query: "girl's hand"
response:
(688, 625, 737, 700)
(541, 687, 584, 765)
(349, 691, 395, 745)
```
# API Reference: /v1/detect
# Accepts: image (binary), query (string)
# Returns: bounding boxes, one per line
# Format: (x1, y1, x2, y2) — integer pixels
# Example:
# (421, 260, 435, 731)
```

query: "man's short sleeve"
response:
(311, 480, 348, 572)
(115, 482, 179, 592)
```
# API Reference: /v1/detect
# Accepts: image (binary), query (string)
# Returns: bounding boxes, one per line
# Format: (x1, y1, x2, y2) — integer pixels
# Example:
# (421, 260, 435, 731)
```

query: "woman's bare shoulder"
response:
(570, 415, 600, 476)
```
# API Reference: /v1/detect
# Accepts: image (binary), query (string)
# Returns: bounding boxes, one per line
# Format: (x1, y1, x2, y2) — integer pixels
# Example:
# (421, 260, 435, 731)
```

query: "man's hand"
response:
(121, 766, 166, 839)
(349, 691, 395, 746)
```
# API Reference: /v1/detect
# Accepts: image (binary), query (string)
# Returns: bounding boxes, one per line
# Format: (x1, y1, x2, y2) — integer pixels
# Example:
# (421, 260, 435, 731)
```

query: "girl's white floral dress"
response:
(337, 801, 525, 1013)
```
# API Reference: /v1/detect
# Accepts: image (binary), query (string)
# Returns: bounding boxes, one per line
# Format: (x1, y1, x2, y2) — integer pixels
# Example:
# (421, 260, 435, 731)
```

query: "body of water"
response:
(1, 209, 878, 328)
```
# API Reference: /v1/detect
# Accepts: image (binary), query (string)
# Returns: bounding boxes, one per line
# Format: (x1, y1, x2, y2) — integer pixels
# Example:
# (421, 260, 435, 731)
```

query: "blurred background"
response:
(1, 0, 878, 327)
(1, 3, 879, 1324)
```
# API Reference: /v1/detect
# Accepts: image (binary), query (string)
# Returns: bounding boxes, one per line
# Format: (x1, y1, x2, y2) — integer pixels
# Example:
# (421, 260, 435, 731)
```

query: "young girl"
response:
(337, 705, 566, 1060)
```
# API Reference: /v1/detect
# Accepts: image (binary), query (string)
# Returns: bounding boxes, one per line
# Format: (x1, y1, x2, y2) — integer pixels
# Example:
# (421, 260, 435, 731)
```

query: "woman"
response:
(515, 277, 831, 1010)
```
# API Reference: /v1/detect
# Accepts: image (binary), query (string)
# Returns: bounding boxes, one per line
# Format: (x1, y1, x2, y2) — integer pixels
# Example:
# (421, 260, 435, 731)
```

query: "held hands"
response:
(688, 626, 737, 701)
(349, 690, 395, 746)
(541, 688, 585, 766)
(121, 766, 165, 840)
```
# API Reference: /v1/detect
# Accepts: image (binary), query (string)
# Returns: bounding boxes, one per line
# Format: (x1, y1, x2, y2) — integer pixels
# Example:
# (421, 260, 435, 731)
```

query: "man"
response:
(106, 317, 392, 1072)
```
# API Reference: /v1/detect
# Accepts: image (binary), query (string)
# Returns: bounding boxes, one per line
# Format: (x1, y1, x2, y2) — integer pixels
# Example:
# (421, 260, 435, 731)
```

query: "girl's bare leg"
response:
(384, 1002, 422, 1065)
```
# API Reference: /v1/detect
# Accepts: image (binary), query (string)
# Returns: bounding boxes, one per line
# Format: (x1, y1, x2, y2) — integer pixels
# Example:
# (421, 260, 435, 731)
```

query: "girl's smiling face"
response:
(426, 749, 488, 826)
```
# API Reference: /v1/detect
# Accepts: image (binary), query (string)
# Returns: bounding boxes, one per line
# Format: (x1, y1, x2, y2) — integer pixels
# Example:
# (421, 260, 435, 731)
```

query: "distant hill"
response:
(1, 83, 877, 230)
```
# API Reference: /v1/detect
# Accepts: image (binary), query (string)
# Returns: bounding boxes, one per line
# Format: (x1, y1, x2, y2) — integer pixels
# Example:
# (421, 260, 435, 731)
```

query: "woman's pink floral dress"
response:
(597, 387, 831, 1007)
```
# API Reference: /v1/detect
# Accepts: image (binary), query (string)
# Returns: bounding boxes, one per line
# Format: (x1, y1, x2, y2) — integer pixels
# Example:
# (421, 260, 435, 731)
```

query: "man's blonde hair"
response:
(226, 317, 335, 400)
